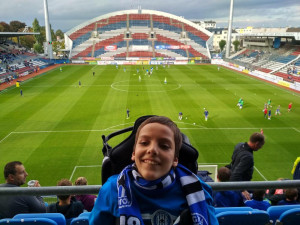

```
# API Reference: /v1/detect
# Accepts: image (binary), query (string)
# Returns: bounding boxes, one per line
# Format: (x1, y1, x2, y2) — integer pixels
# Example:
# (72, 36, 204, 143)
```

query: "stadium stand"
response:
(0, 40, 53, 86)
(2, 206, 300, 225)
(69, 217, 88, 225)
(0, 218, 57, 225)
(65, 9, 212, 59)
(214, 207, 254, 215)
(227, 44, 300, 87)
(276, 208, 300, 225)
(267, 205, 300, 223)
(216, 210, 271, 225)
(13, 213, 66, 225)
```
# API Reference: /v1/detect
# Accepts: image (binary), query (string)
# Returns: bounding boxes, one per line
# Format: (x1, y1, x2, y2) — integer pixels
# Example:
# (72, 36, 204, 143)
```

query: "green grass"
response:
(0, 64, 299, 186)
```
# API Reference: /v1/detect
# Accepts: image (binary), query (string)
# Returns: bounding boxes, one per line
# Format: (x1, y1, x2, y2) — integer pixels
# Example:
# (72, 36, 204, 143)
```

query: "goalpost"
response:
(198, 164, 218, 182)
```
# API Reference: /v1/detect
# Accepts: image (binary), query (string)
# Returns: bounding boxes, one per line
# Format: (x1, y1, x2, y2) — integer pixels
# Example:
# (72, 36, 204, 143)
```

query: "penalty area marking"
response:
(254, 166, 268, 181)
(69, 165, 102, 181)
(0, 133, 12, 144)
(198, 163, 268, 181)
(293, 127, 300, 133)
(69, 163, 268, 182)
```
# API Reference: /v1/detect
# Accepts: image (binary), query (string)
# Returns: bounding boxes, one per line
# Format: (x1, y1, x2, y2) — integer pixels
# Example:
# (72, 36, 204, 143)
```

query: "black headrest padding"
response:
(109, 115, 154, 174)
(102, 115, 199, 183)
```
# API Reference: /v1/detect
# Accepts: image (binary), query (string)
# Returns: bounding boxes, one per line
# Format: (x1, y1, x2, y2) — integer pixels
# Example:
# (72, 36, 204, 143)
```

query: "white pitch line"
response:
(74, 165, 102, 168)
(91, 65, 98, 70)
(69, 165, 101, 181)
(104, 122, 134, 130)
(2, 127, 296, 136)
(254, 166, 268, 181)
(69, 166, 78, 181)
(11, 129, 111, 134)
(0, 87, 17, 95)
(0, 132, 12, 144)
(180, 127, 294, 130)
(293, 127, 300, 133)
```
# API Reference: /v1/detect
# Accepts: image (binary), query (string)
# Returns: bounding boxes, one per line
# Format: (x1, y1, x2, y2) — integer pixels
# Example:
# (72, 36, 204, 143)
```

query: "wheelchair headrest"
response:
(101, 115, 199, 184)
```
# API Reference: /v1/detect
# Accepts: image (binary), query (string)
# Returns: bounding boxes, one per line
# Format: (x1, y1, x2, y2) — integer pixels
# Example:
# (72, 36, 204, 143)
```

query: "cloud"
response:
(0, 0, 299, 31)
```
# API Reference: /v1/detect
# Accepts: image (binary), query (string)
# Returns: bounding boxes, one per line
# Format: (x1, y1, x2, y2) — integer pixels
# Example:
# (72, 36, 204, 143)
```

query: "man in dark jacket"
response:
(227, 132, 265, 199)
(0, 161, 46, 218)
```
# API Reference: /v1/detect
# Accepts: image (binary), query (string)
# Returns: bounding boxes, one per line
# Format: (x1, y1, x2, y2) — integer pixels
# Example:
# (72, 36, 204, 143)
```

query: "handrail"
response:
(1, 180, 300, 196)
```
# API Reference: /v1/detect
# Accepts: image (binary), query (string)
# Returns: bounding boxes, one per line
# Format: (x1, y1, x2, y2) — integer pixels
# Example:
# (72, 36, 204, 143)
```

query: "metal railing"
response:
(1, 180, 300, 196)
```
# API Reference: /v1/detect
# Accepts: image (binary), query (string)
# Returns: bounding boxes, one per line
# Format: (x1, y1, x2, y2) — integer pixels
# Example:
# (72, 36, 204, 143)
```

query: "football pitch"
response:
(0, 64, 299, 186)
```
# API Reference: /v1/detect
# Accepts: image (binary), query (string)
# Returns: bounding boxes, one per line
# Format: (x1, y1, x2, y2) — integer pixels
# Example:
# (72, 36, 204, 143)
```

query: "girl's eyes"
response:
(138, 140, 171, 150)
(139, 141, 148, 146)
(160, 144, 170, 150)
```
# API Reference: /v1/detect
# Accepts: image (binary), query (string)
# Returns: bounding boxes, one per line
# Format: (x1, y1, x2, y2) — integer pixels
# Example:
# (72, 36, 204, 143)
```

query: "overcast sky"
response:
(1, 0, 299, 32)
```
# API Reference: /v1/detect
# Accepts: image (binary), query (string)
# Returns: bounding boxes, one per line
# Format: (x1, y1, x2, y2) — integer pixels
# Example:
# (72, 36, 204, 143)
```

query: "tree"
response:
(9, 20, 26, 32)
(233, 40, 240, 52)
(50, 24, 56, 41)
(32, 18, 44, 45)
(55, 29, 64, 39)
(52, 41, 65, 56)
(219, 40, 226, 52)
(33, 42, 43, 53)
(0, 22, 11, 32)
(20, 35, 35, 49)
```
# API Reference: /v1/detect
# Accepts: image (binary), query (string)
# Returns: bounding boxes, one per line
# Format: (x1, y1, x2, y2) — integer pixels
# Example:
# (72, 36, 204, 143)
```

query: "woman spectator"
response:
(74, 177, 97, 212)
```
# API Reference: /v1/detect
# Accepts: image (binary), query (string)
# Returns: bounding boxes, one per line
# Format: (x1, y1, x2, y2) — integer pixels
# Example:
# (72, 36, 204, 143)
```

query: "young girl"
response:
(90, 116, 218, 225)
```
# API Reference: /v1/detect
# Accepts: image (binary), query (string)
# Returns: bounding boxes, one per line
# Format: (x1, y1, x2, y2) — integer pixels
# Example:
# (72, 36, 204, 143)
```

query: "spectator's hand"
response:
(34, 180, 41, 187)
(242, 190, 251, 200)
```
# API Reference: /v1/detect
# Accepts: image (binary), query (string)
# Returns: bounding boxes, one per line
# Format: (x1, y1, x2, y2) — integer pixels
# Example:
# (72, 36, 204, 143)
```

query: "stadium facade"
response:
(64, 9, 213, 64)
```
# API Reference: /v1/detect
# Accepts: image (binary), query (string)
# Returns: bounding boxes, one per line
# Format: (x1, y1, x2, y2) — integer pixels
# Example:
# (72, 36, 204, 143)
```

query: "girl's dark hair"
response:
(135, 116, 182, 158)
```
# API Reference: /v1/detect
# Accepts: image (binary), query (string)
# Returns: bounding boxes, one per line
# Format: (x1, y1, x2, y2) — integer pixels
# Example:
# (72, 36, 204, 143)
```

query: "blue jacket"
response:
(90, 174, 218, 225)
(213, 191, 244, 207)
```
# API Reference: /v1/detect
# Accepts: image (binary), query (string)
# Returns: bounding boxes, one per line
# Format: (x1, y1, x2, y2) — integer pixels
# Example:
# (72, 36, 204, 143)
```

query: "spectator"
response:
(226, 132, 265, 200)
(89, 116, 218, 225)
(0, 161, 46, 218)
(244, 189, 271, 210)
(277, 188, 300, 205)
(265, 178, 287, 205)
(47, 179, 84, 219)
(213, 167, 244, 207)
(291, 157, 300, 202)
(74, 177, 97, 212)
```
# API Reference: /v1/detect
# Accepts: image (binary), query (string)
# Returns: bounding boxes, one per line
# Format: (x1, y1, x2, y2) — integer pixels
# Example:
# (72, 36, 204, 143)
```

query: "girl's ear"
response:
(173, 157, 178, 167)
(131, 151, 135, 161)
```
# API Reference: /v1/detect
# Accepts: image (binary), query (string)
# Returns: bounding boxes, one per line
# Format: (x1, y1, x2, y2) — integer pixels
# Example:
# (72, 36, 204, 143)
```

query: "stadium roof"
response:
(238, 32, 300, 41)
(0, 32, 39, 38)
(65, 9, 212, 37)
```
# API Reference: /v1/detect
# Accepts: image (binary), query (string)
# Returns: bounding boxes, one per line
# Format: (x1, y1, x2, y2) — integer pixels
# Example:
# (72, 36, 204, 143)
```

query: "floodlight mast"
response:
(44, 0, 53, 59)
(225, 0, 234, 58)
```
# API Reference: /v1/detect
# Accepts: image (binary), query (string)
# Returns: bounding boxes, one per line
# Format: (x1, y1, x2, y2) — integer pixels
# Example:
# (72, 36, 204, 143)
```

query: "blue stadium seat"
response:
(267, 205, 300, 223)
(13, 213, 66, 225)
(276, 208, 300, 225)
(217, 210, 270, 225)
(214, 206, 254, 215)
(78, 212, 91, 218)
(0, 218, 57, 225)
(70, 217, 89, 225)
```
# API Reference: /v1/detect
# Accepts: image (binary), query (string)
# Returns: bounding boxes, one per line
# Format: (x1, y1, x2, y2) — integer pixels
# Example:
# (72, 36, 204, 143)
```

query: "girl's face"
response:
(132, 122, 178, 181)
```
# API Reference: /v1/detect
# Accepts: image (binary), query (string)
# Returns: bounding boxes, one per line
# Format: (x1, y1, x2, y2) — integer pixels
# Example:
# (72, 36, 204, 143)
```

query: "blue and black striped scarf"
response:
(117, 163, 209, 225)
